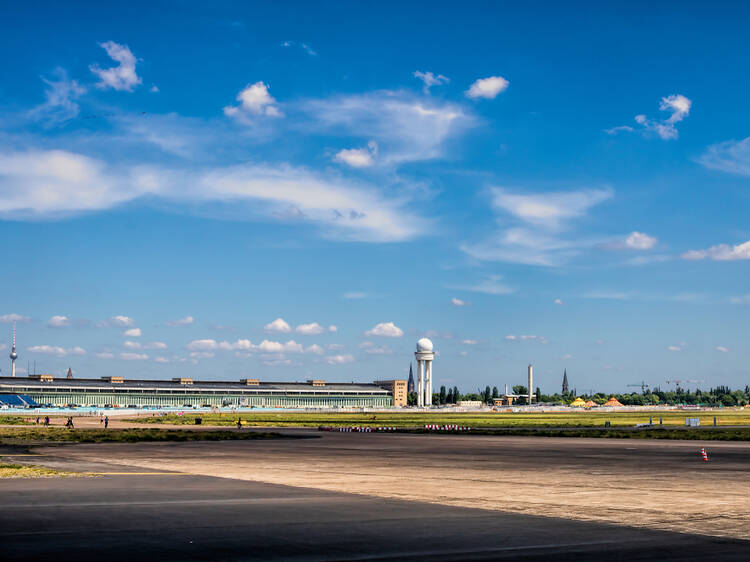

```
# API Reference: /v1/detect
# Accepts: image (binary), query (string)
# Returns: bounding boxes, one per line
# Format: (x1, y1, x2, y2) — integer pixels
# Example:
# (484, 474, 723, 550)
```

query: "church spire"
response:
(407, 363, 415, 393)
(562, 369, 569, 394)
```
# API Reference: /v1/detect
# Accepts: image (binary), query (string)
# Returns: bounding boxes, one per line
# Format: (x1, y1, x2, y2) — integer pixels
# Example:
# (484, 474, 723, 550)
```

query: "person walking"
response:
(44, 416, 49, 426)
(104, 416, 109, 429)
(236, 418, 242, 429)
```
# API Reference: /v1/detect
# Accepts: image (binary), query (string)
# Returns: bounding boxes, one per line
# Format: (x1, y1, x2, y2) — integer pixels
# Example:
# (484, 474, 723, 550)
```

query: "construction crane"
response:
(627, 381, 650, 393)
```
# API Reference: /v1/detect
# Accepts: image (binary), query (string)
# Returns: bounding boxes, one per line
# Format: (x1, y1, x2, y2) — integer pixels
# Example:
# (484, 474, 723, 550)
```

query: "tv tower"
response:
(10, 322, 18, 377)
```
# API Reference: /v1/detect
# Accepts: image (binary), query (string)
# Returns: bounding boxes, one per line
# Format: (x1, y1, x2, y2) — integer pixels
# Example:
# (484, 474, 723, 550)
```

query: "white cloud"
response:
(325, 354, 355, 364)
(185, 339, 218, 351)
(28, 345, 86, 356)
(667, 345, 682, 352)
(123, 341, 141, 349)
(257, 339, 304, 354)
(343, 292, 370, 299)
(282, 41, 317, 56)
(716, 346, 730, 353)
(305, 344, 325, 355)
(265, 318, 291, 333)
(90, 41, 142, 92)
(458, 275, 514, 295)
(296, 322, 325, 335)
(29, 68, 86, 124)
(150, 85, 159, 93)
(145, 341, 168, 350)
(166, 316, 194, 327)
(365, 322, 404, 338)
(461, 339, 478, 345)
(301, 90, 474, 165)
(96, 352, 115, 359)
(610, 94, 691, 140)
(451, 298, 470, 306)
(327, 343, 344, 351)
(123, 328, 142, 337)
(554, 298, 563, 305)
(120, 352, 149, 360)
(730, 295, 750, 305)
(624, 231, 658, 250)
(358, 341, 392, 355)
(0, 313, 31, 323)
(699, 137, 750, 176)
(99, 315, 135, 328)
(682, 239, 750, 261)
(413, 71, 449, 94)
(465, 76, 509, 99)
(189, 351, 214, 359)
(333, 141, 378, 168)
(47, 315, 71, 328)
(561, 354, 573, 360)
(224, 82, 282, 121)
(505, 335, 548, 344)
(154, 356, 170, 363)
(461, 187, 613, 266)
(328, 325, 337, 333)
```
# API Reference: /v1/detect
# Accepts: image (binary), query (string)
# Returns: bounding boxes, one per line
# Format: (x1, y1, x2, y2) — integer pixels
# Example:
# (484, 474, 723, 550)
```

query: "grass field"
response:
(0, 427, 287, 444)
(0, 416, 35, 426)
(0, 463, 72, 478)
(130, 409, 750, 429)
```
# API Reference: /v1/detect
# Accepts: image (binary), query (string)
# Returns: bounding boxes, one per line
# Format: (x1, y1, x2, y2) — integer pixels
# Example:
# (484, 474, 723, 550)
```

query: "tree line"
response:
(408, 385, 750, 407)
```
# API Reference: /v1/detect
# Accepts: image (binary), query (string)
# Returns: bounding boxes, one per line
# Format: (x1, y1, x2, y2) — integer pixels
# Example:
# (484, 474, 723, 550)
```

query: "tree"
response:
(535, 386, 542, 403)
(446, 388, 453, 404)
(407, 392, 418, 406)
(483, 386, 492, 404)
(439, 385, 447, 405)
(512, 385, 527, 395)
(452, 386, 460, 403)
(492, 386, 499, 399)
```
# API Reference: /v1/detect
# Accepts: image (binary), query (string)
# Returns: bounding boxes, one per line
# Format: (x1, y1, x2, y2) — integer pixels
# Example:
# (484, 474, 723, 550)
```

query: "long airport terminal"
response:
(0, 374, 407, 408)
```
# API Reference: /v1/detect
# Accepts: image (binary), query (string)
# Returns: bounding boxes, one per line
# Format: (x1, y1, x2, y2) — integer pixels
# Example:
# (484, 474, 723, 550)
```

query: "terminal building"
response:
(0, 375, 407, 408)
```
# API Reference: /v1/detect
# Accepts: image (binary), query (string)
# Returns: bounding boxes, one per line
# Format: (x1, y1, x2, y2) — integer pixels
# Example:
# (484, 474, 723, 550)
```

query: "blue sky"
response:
(1, 1, 749, 393)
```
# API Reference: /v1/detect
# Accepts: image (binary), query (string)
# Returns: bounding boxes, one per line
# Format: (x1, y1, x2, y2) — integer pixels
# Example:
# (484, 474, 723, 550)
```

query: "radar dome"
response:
(416, 338, 434, 352)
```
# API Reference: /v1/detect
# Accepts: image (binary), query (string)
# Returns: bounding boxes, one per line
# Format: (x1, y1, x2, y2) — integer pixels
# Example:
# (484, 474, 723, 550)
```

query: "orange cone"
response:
(700, 447, 709, 462)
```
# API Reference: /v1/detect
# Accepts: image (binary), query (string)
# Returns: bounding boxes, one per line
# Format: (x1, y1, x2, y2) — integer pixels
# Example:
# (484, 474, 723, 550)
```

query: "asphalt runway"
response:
(1, 472, 748, 561)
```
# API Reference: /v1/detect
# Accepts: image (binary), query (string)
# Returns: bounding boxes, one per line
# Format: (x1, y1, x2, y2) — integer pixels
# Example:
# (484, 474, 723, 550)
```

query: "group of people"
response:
(31, 415, 110, 429)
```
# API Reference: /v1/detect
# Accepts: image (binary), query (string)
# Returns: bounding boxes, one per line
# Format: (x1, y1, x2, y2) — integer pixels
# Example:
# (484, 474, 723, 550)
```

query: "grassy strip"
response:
(0, 463, 73, 478)
(129, 410, 750, 429)
(0, 416, 36, 426)
(421, 427, 750, 440)
(0, 427, 287, 444)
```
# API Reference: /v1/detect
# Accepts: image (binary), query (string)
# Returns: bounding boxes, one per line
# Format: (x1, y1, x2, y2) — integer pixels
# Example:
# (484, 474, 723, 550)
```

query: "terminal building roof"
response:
(0, 376, 390, 393)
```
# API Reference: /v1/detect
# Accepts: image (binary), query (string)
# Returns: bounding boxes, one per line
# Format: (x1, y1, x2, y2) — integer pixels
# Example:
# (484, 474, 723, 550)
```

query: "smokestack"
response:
(528, 364, 533, 405)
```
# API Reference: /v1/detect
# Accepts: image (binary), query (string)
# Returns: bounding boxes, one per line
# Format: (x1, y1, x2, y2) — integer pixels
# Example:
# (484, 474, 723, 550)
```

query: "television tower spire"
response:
(10, 322, 18, 377)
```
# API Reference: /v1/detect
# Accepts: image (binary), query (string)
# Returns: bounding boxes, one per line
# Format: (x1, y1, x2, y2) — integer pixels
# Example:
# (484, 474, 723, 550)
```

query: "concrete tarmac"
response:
(1, 473, 748, 561)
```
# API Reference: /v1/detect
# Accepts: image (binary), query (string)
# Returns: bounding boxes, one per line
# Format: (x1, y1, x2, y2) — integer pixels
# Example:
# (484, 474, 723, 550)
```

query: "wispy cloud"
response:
(413, 71, 449, 94)
(0, 313, 31, 323)
(699, 137, 750, 176)
(28, 68, 86, 125)
(457, 274, 514, 295)
(299, 90, 475, 165)
(461, 187, 613, 266)
(28, 345, 86, 356)
(282, 41, 318, 56)
(607, 94, 691, 140)
(333, 141, 378, 168)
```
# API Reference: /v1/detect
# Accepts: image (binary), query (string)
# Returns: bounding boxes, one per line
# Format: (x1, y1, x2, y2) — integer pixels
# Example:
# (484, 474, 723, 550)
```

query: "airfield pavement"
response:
(1, 430, 749, 560)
